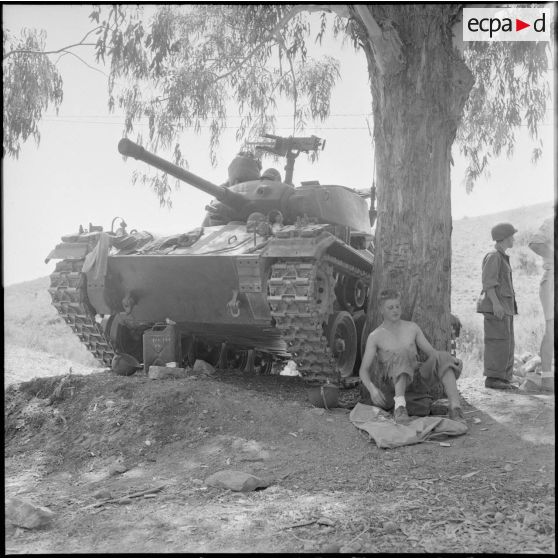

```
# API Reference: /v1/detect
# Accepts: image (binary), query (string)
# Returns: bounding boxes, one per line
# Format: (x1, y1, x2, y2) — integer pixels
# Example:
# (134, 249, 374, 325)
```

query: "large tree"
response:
(3, 4, 551, 352)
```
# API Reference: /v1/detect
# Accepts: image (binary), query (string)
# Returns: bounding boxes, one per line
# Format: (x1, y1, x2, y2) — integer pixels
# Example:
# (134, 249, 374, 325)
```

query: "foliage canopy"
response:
(3, 28, 63, 159)
(3, 5, 552, 203)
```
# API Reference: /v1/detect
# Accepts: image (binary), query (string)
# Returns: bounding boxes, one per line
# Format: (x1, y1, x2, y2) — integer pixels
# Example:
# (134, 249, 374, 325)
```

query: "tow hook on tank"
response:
(226, 289, 241, 318)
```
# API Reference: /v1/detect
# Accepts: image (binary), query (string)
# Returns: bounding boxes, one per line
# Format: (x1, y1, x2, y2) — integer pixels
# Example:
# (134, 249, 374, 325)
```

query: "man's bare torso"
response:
(371, 320, 418, 355)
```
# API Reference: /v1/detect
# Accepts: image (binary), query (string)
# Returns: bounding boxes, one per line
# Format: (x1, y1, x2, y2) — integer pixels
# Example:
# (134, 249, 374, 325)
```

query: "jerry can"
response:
(143, 323, 181, 372)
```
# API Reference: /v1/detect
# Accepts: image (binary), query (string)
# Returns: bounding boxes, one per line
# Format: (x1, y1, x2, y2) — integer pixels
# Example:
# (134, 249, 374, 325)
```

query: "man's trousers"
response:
(483, 314, 514, 381)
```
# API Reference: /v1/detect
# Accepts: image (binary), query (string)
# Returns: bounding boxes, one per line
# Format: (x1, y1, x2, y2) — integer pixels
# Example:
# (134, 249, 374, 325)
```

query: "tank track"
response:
(267, 256, 369, 386)
(268, 260, 337, 384)
(48, 259, 115, 366)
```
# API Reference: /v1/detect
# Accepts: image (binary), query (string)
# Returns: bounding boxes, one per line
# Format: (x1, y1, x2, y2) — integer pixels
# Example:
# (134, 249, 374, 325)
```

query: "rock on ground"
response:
(231, 438, 270, 461)
(205, 470, 268, 492)
(148, 366, 190, 380)
(6, 498, 55, 529)
(193, 360, 215, 376)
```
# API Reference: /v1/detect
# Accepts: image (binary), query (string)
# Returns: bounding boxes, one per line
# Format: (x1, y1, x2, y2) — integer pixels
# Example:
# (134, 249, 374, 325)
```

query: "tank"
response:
(46, 135, 376, 387)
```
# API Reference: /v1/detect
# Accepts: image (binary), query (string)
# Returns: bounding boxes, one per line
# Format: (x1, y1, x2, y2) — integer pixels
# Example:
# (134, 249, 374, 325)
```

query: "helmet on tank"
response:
(261, 168, 282, 182)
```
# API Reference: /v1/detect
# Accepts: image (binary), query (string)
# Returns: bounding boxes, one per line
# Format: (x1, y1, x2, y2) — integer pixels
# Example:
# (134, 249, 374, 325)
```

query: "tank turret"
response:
(118, 136, 371, 233)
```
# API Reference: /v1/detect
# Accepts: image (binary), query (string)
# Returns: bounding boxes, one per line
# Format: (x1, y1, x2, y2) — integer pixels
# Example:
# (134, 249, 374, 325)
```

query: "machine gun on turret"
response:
(247, 134, 325, 185)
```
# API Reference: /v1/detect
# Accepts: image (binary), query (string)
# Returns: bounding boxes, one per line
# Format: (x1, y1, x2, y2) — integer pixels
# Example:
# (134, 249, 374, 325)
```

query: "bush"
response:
(514, 228, 537, 247)
(456, 321, 484, 374)
(514, 248, 539, 276)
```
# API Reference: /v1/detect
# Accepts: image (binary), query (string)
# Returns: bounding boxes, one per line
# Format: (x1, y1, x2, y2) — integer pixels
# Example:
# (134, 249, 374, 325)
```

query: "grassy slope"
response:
(4, 201, 554, 368)
(4, 276, 98, 366)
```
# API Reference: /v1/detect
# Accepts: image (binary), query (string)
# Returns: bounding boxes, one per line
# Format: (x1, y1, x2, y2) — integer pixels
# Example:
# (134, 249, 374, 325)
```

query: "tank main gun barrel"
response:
(118, 138, 246, 210)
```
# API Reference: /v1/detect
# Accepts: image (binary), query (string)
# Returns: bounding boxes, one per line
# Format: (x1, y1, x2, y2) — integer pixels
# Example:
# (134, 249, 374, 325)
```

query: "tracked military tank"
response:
(46, 134, 376, 388)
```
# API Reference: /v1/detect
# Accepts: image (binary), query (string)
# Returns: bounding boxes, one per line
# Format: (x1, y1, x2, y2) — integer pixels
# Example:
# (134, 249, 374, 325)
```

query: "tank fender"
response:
(45, 242, 89, 263)
(326, 239, 373, 273)
(260, 232, 336, 259)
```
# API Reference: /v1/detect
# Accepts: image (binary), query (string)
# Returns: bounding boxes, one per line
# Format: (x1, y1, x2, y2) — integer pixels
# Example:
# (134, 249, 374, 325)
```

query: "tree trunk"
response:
(353, 5, 473, 355)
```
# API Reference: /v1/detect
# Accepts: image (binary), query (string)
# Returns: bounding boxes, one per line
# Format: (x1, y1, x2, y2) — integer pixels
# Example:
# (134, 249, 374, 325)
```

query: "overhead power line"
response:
(41, 116, 554, 129)
(42, 111, 377, 120)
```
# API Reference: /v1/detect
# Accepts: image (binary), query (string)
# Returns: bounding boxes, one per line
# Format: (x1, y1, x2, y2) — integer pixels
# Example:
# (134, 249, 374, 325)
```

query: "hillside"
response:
(4, 276, 98, 368)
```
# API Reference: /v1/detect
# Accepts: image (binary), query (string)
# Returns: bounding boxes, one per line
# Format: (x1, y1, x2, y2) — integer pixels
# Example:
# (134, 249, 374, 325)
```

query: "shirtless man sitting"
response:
(359, 289, 466, 426)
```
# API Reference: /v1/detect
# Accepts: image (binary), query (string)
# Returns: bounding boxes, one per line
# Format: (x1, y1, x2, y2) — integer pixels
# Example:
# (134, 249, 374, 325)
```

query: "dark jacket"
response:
(476, 248, 518, 316)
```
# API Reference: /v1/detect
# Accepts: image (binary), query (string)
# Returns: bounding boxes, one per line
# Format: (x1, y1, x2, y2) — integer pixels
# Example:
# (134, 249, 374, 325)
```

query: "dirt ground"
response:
(4, 349, 555, 554)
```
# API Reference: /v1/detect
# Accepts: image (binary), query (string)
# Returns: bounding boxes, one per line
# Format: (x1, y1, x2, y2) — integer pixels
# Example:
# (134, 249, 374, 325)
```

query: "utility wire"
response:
(41, 117, 554, 129)
(42, 111, 377, 120)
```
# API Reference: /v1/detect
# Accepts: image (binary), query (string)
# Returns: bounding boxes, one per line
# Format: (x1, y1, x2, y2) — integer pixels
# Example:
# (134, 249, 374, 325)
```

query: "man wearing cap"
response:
(477, 222, 518, 390)
(522, 217, 554, 392)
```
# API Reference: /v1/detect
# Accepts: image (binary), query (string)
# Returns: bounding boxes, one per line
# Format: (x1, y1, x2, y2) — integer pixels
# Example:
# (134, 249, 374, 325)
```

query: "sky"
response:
(3, 4, 556, 286)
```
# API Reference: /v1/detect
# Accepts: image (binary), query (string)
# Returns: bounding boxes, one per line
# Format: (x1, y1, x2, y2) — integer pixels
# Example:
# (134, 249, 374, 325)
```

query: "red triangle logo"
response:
(516, 18, 530, 31)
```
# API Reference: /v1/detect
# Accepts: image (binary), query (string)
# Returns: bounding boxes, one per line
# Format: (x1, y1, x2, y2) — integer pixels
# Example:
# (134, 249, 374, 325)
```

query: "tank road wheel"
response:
(182, 336, 197, 367)
(220, 347, 249, 371)
(335, 275, 368, 312)
(254, 353, 273, 375)
(352, 310, 367, 375)
(326, 311, 357, 379)
(345, 277, 367, 310)
(193, 341, 221, 366)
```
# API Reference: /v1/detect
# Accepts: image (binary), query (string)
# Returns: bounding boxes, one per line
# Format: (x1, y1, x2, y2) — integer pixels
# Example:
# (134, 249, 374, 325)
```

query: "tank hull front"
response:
(106, 254, 272, 325)
(104, 253, 288, 354)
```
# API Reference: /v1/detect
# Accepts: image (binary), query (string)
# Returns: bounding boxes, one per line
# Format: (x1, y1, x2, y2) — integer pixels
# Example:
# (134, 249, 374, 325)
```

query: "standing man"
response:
(477, 222, 518, 390)
(523, 217, 554, 392)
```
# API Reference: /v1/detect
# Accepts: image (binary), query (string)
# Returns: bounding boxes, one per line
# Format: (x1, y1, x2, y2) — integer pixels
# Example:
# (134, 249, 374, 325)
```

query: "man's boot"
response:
(393, 406, 411, 425)
(485, 377, 519, 390)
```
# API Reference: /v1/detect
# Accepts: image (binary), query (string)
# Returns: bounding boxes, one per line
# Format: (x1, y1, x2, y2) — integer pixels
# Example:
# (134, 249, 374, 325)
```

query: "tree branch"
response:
(273, 4, 350, 29)
(54, 50, 109, 76)
(3, 25, 106, 60)
(3, 43, 98, 60)
(209, 39, 279, 84)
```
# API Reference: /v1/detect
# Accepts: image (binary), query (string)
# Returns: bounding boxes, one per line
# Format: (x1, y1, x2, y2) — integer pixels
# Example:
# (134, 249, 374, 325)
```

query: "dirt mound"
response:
(5, 366, 555, 554)
(5, 370, 318, 472)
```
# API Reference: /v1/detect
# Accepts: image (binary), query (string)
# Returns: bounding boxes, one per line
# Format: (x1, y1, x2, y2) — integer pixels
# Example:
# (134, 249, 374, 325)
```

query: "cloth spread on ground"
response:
(349, 403, 467, 449)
